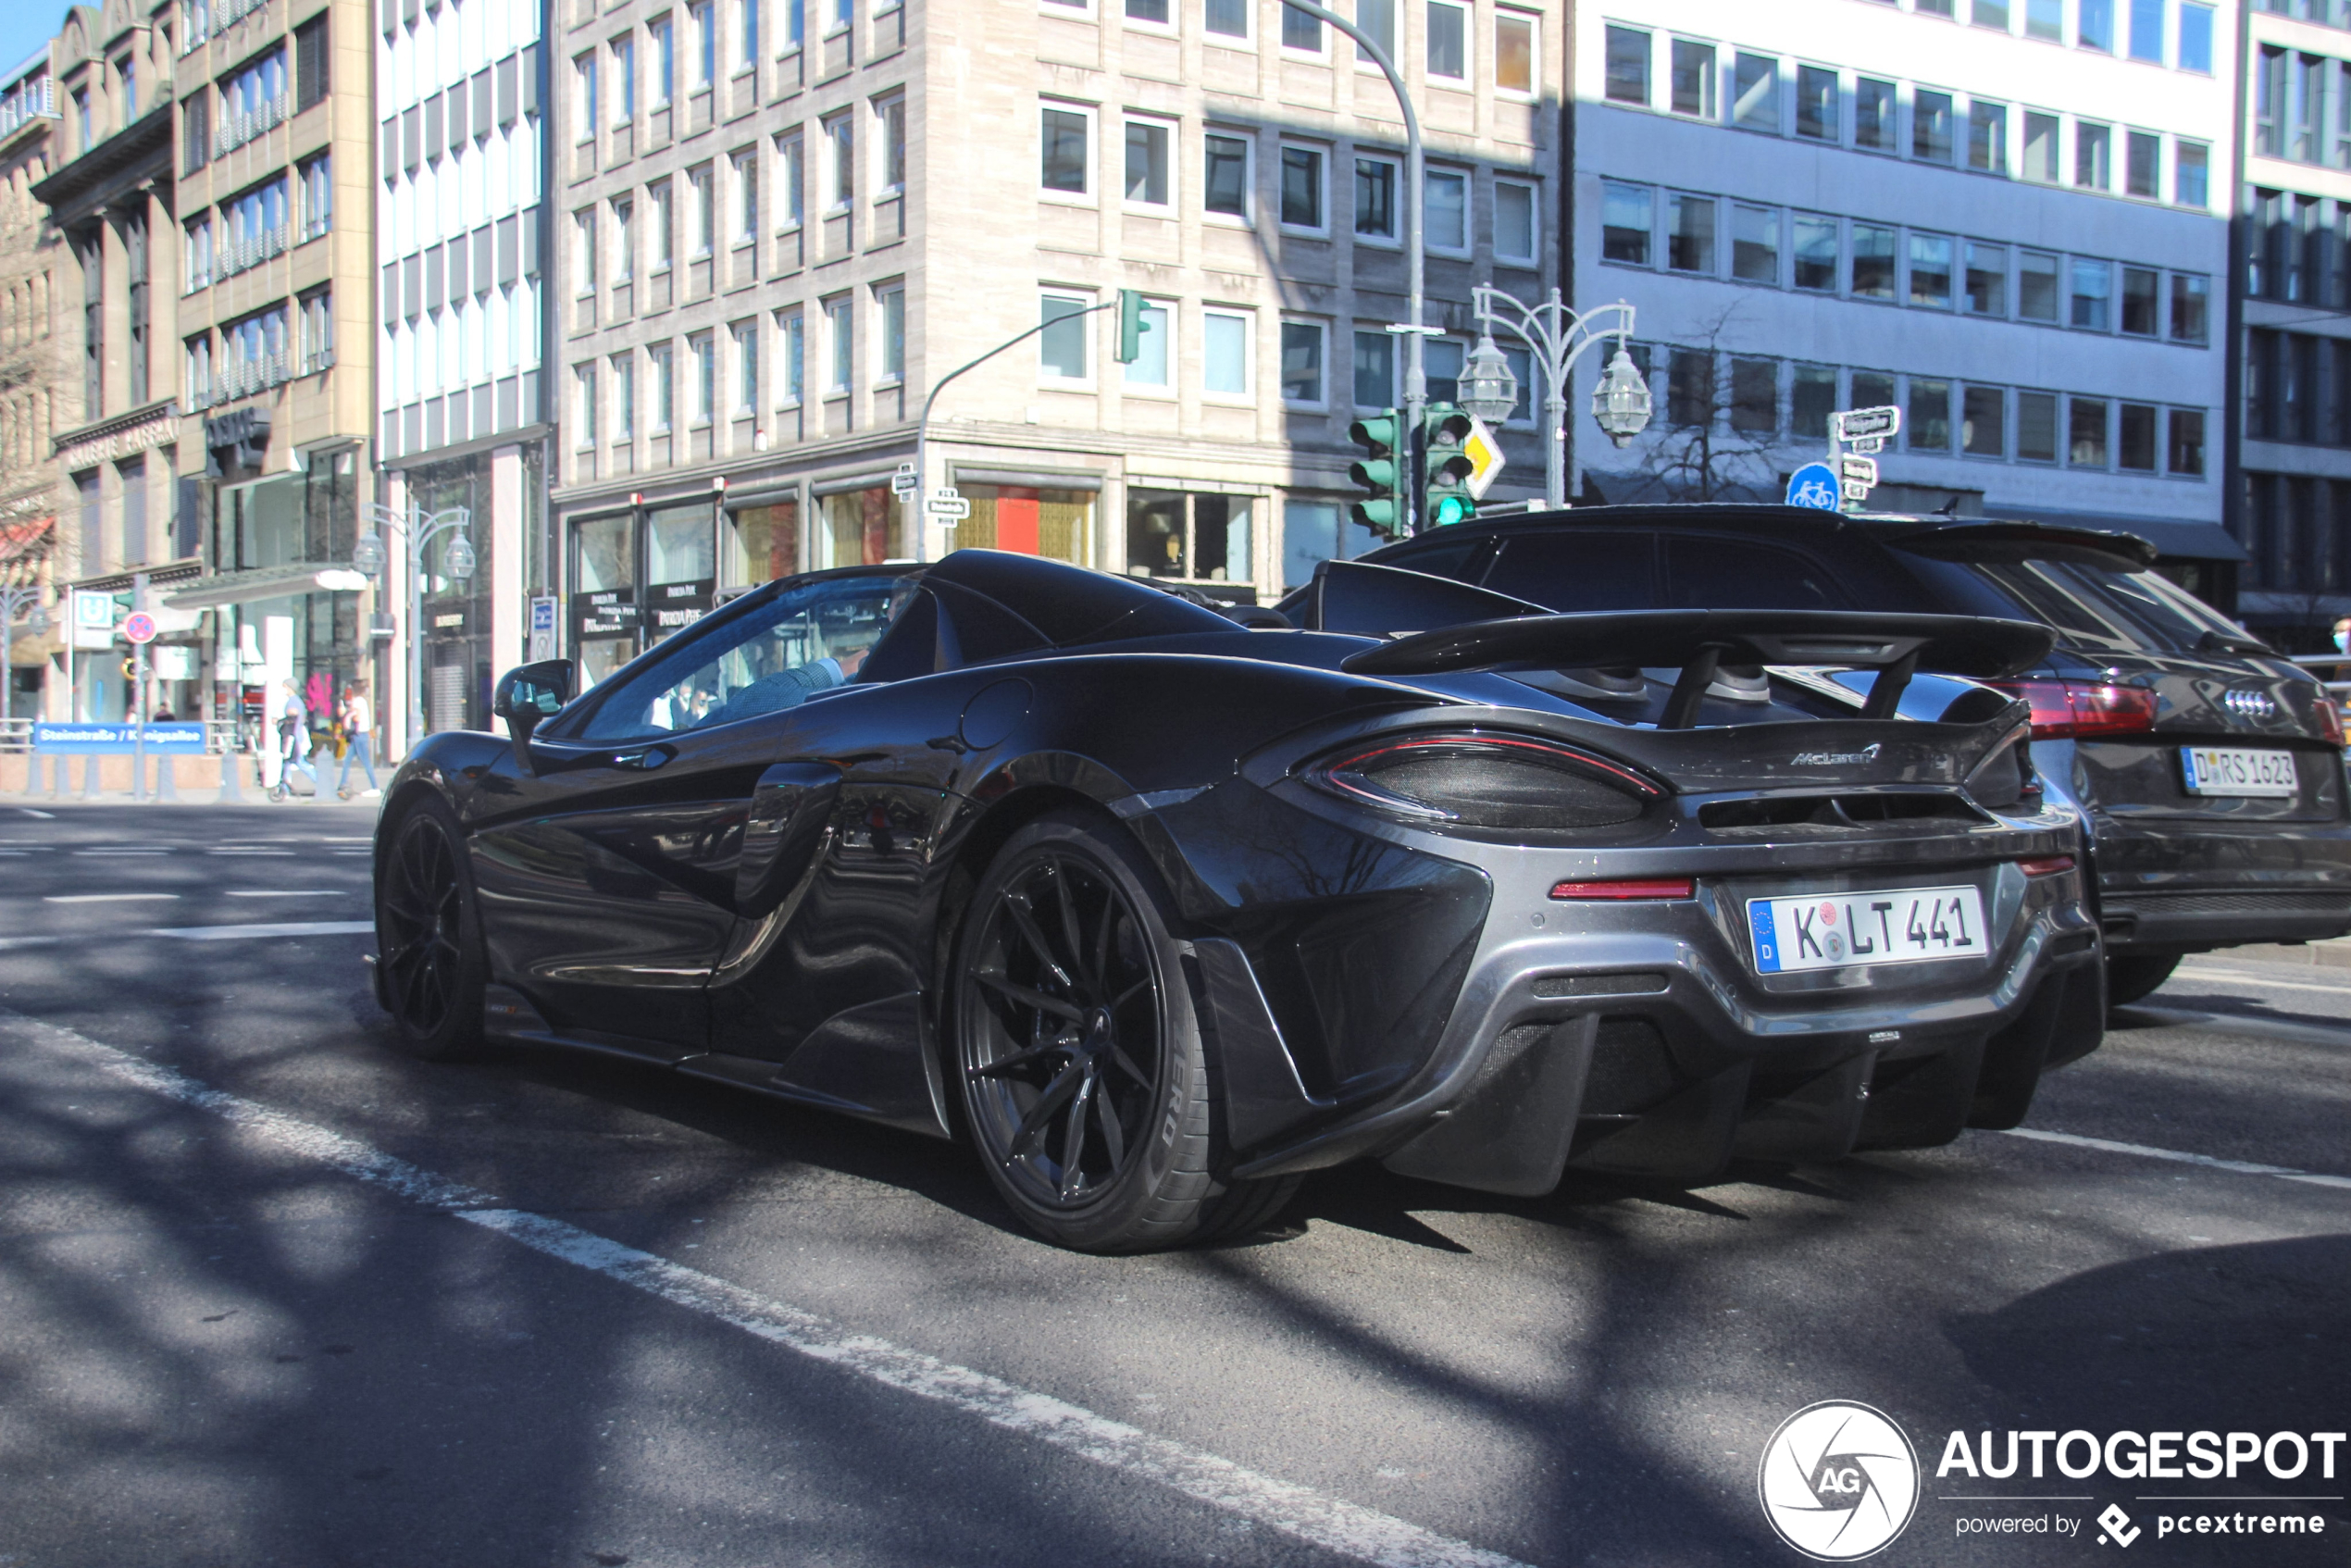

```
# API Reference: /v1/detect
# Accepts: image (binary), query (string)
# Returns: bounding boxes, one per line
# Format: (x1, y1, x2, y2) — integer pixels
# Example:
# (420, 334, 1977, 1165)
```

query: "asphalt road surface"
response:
(0, 803, 2343, 1567)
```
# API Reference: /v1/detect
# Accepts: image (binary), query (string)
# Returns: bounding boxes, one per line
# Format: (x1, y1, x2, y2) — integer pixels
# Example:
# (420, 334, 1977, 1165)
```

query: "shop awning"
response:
(1983, 506, 2248, 564)
(164, 563, 372, 610)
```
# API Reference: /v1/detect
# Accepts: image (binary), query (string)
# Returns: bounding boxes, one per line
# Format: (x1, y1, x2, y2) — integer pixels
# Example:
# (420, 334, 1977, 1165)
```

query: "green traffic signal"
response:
(1115, 290, 1150, 364)
(1420, 404, 1477, 527)
(1347, 412, 1410, 538)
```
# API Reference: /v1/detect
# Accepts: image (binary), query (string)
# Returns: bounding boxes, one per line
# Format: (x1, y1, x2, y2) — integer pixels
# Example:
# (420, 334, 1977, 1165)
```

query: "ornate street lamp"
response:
(1458, 334, 1521, 426)
(1593, 346, 1655, 450)
(1470, 288, 1650, 505)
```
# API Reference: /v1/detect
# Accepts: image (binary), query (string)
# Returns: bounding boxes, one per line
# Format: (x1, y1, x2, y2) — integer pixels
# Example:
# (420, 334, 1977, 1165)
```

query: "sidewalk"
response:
(2204, 937, 2351, 969)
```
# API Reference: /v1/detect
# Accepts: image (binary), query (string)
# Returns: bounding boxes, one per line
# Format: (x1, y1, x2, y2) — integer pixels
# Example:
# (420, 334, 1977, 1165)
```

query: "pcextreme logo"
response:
(1759, 1401, 1922, 1562)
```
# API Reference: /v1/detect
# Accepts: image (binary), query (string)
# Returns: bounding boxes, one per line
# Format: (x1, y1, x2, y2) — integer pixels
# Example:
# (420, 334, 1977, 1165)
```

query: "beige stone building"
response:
(0, 44, 63, 722)
(548, 0, 1562, 681)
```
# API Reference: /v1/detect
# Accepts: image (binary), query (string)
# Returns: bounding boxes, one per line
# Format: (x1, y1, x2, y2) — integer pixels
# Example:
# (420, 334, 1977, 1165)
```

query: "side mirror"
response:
(492, 660, 574, 773)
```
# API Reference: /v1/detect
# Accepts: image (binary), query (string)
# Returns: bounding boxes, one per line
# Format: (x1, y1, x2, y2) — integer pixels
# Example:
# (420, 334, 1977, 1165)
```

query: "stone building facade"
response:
(0, 46, 63, 720)
(546, 0, 1563, 681)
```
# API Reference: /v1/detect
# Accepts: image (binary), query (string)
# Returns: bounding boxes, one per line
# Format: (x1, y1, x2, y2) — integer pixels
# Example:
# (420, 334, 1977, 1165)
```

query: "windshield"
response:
(1898, 554, 2257, 657)
(570, 573, 913, 740)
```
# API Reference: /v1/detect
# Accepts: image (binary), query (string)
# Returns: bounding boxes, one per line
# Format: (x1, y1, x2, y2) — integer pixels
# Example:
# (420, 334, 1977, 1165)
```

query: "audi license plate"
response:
(2180, 746, 2298, 798)
(1747, 885, 1987, 975)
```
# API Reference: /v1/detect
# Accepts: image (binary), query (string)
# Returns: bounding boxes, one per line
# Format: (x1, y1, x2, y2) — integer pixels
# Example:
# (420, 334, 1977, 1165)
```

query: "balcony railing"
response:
(216, 92, 286, 155)
(216, 223, 288, 280)
(182, 0, 268, 54)
(299, 346, 333, 376)
(192, 351, 292, 410)
(0, 78, 57, 137)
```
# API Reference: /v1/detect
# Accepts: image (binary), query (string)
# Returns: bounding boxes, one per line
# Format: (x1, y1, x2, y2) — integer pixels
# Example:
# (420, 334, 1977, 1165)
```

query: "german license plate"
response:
(2179, 746, 2298, 798)
(1747, 885, 1987, 975)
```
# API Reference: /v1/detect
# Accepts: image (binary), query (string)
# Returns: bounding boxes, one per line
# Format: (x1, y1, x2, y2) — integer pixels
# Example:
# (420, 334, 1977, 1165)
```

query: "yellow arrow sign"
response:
(1461, 417, 1507, 499)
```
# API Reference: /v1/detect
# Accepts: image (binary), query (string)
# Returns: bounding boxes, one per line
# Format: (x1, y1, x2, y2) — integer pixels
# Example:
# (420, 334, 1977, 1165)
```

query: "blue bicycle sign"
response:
(1785, 462, 1839, 511)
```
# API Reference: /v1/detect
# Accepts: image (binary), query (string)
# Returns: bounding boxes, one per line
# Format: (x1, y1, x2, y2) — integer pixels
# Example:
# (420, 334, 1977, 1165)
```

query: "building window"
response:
(1353, 328, 1393, 407)
(1280, 320, 1325, 404)
(1205, 0, 1247, 39)
(294, 14, 328, 112)
(2178, 4, 2213, 73)
(877, 284, 904, 381)
(650, 180, 675, 269)
(1730, 357, 1776, 433)
(1425, 0, 1465, 79)
(2070, 258, 2111, 330)
(1203, 309, 1250, 396)
(1126, 0, 1172, 26)
(2019, 250, 2059, 322)
(2169, 409, 2206, 475)
(1425, 168, 1469, 253)
(2078, 0, 2113, 51)
(1909, 379, 1951, 451)
(1962, 386, 2004, 456)
(2021, 111, 2059, 181)
(825, 114, 853, 209)
(1602, 181, 1652, 266)
(1965, 243, 2007, 315)
(1791, 364, 1835, 438)
(1126, 118, 1171, 206)
(2075, 122, 2110, 189)
(1666, 349, 1713, 428)
(1204, 131, 1251, 218)
(2069, 395, 2108, 466)
(2127, 0, 2161, 62)
(1732, 204, 1777, 284)
(1280, 144, 1325, 230)
(1125, 298, 1172, 389)
(777, 134, 803, 229)
(1972, 0, 2009, 29)
(1855, 76, 1895, 151)
(2125, 131, 2158, 198)
(613, 35, 636, 122)
(2174, 141, 2208, 207)
(1667, 193, 1716, 274)
(185, 215, 213, 292)
(299, 154, 331, 240)
(877, 95, 906, 194)
(1913, 90, 1954, 163)
(1493, 11, 1534, 93)
(1039, 292, 1088, 380)
(1282, 2, 1321, 52)
(651, 342, 674, 429)
(690, 333, 715, 421)
(826, 296, 852, 392)
(575, 208, 598, 295)
(186, 334, 212, 406)
(692, 1, 716, 86)
(184, 91, 211, 172)
(1041, 105, 1089, 194)
(1909, 233, 1953, 308)
(1793, 213, 1836, 291)
(1670, 39, 1713, 118)
(1495, 181, 1536, 264)
(733, 150, 758, 242)
(690, 164, 715, 255)
(652, 16, 674, 105)
(575, 54, 597, 142)
(2120, 266, 2158, 335)
(1354, 154, 1398, 240)
(2018, 391, 2059, 462)
(2170, 273, 2208, 343)
(1968, 100, 2006, 171)
(2118, 402, 2158, 470)
(1795, 66, 1836, 142)
(1604, 25, 1648, 106)
(614, 351, 636, 439)
(577, 365, 599, 446)
(1851, 222, 1895, 298)
(728, 322, 756, 413)
(1356, 0, 1396, 65)
(777, 310, 804, 404)
(740, 0, 760, 67)
(2025, 0, 2062, 40)
(1731, 53, 1778, 132)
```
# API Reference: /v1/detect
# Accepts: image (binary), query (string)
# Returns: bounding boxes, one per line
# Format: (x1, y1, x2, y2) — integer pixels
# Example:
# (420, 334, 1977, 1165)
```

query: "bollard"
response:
(155, 753, 177, 802)
(218, 749, 243, 803)
(81, 755, 100, 799)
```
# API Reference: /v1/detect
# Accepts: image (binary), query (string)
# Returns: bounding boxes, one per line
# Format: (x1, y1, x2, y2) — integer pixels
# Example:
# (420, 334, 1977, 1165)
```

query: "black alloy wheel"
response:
(953, 813, 1297, 1252)
(375, 799, 487, 1061)
(2105, 952, 2182, 1009)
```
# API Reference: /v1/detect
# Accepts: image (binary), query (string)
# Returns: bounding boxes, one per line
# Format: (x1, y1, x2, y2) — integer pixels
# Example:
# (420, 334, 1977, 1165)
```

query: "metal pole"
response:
(1473, 286, 1636, 509)
(132, 572, 148, 803)
(409, 515, 426, 749)
(1279, 1, 1424, 527)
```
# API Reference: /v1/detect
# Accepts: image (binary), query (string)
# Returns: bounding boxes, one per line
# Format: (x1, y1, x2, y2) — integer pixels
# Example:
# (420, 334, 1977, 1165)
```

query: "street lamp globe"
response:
(1592, 345, 1654, 448)
(1459, 334, 1519, 425)
(352, 531, 388, 577)
(29, 603, 49, 637)
(442, 534, 477, 581)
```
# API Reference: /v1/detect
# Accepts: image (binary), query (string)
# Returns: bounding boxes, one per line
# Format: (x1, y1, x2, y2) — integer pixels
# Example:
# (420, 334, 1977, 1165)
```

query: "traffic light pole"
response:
(1283, 1, 1426, 529)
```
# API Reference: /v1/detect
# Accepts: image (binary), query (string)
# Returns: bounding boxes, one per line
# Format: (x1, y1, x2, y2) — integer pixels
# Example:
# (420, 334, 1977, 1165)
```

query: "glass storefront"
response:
(956, 485, 1093, 565)
(724, 498, 800, 591)
(568, 498, 719, 691)
(813, 485, 906, 568)
(1126, 490, 1253, 589)
(408, 454, 495, 733)
(1279, 495, 1380, 595)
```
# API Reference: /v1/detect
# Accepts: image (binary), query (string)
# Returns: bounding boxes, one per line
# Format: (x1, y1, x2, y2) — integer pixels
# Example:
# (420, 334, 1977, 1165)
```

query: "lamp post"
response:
(1467, 288, 1652, 507)
(0, 585, 48, 746)
(357, 503, 473, 756)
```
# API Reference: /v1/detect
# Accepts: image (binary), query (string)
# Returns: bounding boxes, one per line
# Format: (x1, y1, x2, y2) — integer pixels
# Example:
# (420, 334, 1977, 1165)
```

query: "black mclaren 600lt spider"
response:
(368, 549, 2103, 1252)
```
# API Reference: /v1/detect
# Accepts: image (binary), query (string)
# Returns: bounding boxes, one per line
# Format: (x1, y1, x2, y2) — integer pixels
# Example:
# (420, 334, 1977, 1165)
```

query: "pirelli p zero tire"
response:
(2105, 952, 2182, 1009)
(951, 810, 1295, 1253)
(374, 796, 489, 1063)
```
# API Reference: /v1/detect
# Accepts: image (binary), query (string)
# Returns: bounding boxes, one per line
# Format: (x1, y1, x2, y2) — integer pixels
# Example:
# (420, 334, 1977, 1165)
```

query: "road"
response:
(0, 803, 2342, 1567)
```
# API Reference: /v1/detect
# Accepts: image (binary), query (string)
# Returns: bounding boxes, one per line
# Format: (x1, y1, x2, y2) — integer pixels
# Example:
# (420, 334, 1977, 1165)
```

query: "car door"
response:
(466, 570, 912, 1053)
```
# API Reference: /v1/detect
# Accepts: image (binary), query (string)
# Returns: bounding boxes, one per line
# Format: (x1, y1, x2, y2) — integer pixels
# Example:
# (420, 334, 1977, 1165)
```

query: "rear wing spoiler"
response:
(1316, 563, 2053, 728)
(1887, 519, 2158, 569)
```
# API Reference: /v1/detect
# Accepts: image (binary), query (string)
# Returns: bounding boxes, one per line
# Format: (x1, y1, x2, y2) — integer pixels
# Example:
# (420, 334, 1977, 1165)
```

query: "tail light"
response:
(1309, 732, 1662, 830)
(2019, 855, 2075, 877)
(2318, 702, 2347, 748)
(1983, 679, 2158, 740)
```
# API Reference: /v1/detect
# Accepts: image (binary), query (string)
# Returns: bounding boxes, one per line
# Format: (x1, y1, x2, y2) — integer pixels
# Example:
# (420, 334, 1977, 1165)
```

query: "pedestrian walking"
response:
(337, 679, 380, 799)
(273, 679, 317, 801)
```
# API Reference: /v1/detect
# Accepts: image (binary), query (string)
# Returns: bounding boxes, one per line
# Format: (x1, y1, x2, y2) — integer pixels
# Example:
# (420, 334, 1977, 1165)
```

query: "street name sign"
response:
(890, 463, 919, 498)
(1837, 454, 1879, 488)
(1831, 405, 1902, 443)
(926, 489, 971, 520)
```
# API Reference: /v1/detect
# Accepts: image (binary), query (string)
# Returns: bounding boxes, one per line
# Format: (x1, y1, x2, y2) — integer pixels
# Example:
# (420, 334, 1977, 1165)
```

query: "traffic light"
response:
(1115, 290, 1150, 365)
(1347, 411, 1408, 538)
(1421, 404, 1477, 527)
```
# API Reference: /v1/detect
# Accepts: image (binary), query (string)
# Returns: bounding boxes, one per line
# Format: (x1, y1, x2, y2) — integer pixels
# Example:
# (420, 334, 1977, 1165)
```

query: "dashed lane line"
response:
(2175, 965, 2351, 997)
(149, 921, 375, 940)
(223, 890, 348, 898)
(0, 1006, 1534, 1568)
(43, 893, 180, 903)
(1998, 1127, 2351, 1191)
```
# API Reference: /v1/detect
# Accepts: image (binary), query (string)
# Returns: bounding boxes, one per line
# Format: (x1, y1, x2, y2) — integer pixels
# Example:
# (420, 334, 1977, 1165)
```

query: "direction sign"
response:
(1460, 416, 1507, 499)
(1831, 405, 1901, 443)
(121, 611, 157, 645)
(1848, 436, 1886, 455)
(1837, 454, 1879, 488)
(889, 463, 919, 497)
(1785, 462, 1839, 512)
(1840, 479, 1872, 502)
(926, 488, 970, 519)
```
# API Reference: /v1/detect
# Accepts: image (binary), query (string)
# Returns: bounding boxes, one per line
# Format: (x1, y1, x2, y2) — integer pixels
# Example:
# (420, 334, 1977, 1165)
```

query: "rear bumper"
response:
(1218, 829, 2101, 1195)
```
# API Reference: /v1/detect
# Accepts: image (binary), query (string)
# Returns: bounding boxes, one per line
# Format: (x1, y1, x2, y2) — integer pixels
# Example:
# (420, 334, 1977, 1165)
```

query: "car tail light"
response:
(1983, 679, 2158, 740)
(1310, 733, 1661, 830)
(2317, 702, 2347, 748)
(2018, 855, 2075, 877)
(1549, 877, 1695, 901)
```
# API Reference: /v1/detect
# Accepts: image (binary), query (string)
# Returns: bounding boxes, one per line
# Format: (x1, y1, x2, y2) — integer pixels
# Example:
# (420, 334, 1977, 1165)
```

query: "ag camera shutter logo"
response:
(1759, 1401, 1920, 1561)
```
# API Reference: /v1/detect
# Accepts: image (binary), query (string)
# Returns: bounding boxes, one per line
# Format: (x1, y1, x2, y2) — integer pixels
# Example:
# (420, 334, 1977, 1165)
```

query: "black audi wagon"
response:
(1327, 504, 2351, 1005)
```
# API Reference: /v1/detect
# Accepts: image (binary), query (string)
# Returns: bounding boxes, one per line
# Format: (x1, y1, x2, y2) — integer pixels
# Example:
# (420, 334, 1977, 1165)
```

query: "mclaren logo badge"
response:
(1792, 743, 1883, 767)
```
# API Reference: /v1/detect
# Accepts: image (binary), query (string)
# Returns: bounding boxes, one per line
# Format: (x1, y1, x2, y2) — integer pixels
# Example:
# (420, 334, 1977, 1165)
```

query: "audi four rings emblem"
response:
(2224, 690, 2278, 719)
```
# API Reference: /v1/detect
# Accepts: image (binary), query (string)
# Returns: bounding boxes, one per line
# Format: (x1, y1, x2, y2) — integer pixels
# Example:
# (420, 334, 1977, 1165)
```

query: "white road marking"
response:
(71, 849, 168, 857)
(150, 921, 375, 940)
(207, 849, 295, 856)
(1999, 1127, 2351, 1191)
(0, 937, 59, 951)
(0, 1007, 1530, 1568)
(2117, 1004, 2351, 1051)
(15, 807, 53, 819)
(44, 893, 181, 903)
(2176, 965, 2351, 997)
(224, 890, 348, 898)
